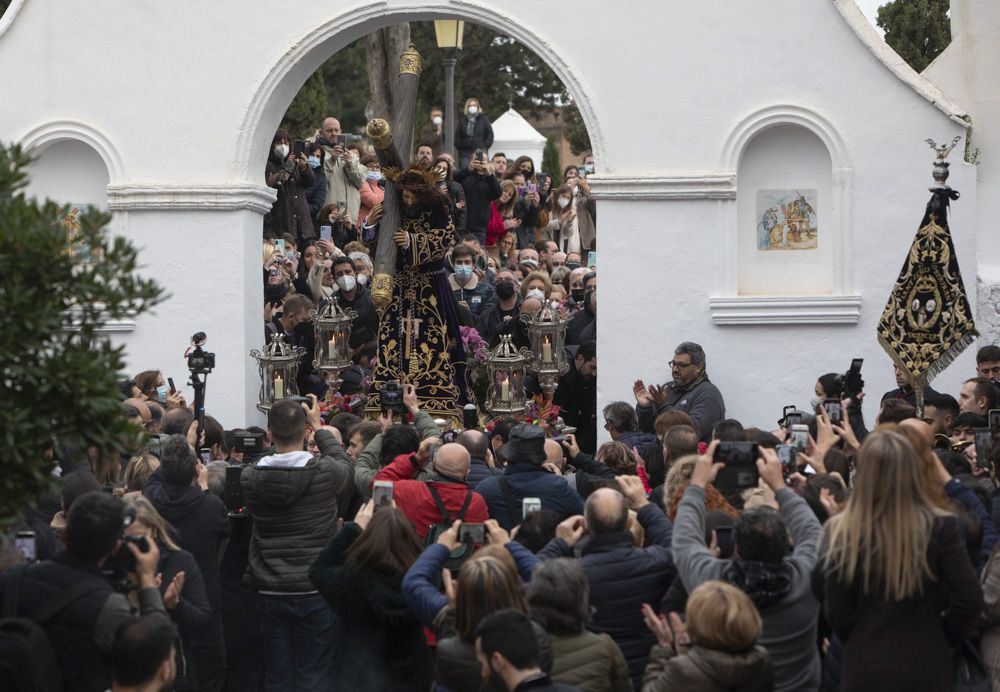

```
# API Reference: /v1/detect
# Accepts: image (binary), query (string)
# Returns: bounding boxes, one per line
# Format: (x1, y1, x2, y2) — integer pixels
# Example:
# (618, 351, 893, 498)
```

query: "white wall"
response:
(0, 0, 984, 429)
(25, 140, 110, 210)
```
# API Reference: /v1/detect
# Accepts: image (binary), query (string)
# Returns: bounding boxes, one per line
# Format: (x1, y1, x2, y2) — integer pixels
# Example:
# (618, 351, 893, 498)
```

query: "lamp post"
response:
(434, 19, 465, 160)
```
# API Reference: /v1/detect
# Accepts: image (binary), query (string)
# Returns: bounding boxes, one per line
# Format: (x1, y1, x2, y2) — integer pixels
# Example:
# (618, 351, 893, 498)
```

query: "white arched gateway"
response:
(0, 0, 991, 428)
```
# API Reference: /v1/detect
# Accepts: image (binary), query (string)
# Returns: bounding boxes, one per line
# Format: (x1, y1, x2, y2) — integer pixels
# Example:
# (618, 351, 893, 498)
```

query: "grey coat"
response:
(672, 485, 821, 692)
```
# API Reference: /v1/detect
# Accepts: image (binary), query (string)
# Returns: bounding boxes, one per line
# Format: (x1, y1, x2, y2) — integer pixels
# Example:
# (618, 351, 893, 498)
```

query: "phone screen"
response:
(975, 429, 993, 470)
(15, 532, 36, 562)
(522, 497, 542, 516)
(586, 251, 597, 269)
(274, 239, 286, 257)
(459, 524, 485, 544)
(200, 448, 211, 464)
(293, 139, 306, 156)
(336, 134, 348, 147)
(373, 481, 394, 511)
(823, 399, 843, 424)
(776, 444, 796, 468)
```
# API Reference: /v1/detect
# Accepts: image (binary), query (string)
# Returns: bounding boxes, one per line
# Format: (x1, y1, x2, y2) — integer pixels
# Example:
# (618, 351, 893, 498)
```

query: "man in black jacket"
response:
(330, 256, 378, 345)
(241, 396, 353, 692)
(455, 155, 501, 246)
(537, 477, 674, 690)
(553, 340, 598, 454)
(143, 434, 229, 692)
(0, 492, 168, 692)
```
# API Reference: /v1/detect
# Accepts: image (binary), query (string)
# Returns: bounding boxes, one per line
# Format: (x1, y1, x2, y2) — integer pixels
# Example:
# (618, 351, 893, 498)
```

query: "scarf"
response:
(724, 560, 794, 609)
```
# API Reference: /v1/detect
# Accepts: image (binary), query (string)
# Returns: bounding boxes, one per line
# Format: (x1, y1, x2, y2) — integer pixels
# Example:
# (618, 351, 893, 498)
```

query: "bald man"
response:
(123, 397, 152, 429)
(457, 429, 501, 486)
(373, 441, 489, 539)
(316, 116, 367, 224)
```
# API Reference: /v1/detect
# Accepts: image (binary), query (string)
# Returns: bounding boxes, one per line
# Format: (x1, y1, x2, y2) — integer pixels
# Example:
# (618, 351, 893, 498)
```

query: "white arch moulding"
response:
(710, 104, 861, 325)
(18, 118, 126, 184)
(0, 0, 29, 42)
(235, 0, 605, 184)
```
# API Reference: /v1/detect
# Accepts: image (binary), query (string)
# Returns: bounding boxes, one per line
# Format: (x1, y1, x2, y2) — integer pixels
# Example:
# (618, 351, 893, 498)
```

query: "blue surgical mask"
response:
(454, 265, 473, 280)
(156, 384, 169, 403)
(367, 171, 383, 181)
(307, 156, 321, 169)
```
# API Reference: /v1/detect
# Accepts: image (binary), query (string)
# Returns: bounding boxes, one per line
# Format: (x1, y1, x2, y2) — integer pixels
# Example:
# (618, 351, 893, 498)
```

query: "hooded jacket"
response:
(475, 463, 584, 531)
(241, 429, 352, 593)
(309, 522, 433, 691)
(143, 469, 230, 613)
(641, 643, 774, 692)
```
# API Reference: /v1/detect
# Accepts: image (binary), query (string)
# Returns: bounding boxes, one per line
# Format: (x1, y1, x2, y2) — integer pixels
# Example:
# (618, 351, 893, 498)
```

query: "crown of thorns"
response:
(383, 164, 446, 190)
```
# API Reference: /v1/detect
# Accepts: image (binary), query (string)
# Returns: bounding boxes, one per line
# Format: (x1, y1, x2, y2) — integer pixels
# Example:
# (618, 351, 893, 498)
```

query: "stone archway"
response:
(235, 2, 604, 181)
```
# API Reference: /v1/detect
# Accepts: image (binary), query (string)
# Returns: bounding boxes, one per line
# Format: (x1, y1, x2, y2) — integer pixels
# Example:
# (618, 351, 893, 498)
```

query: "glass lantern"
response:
(312, 299, 357, 389)
(251, 334, 307, 413)
(525, 301, 570, 399)
(484, 334, 531, 416)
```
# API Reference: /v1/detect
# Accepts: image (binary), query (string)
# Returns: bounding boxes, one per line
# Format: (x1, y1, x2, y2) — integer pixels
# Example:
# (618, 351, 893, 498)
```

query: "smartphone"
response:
(336, 134, 348, 147)
(459, 523, 485, 544)
(712, 442, 760, 490)
(462, 404, 479, 431)
(823, 398, 843, 425)
(990, 409, 1000, 436)
(586, 251, 597, 269)
(790, 424, 809, 452)
(522, 497, 542, 516)
(713, 525, 734, 558)
(168, 377, 176, 395)
(320, 225, 333, 241)
(274, 239, 286, 257)
(527, 183, 537, 195)
(975, 429, 993, 470)
(268, 266, 281, 281)
(373, 481, 394, 511)
(224, 466, 245, 514)
(293, 139, 306, 157)
(776, 444, 796, 468)
(536, 172, 548, 188)
(15, 530, 36, 563)
(199, 447, 211, 464)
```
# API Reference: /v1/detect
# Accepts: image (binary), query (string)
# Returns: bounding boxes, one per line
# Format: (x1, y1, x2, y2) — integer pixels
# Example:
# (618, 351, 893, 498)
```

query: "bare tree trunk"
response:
(365, 24, 411, 122)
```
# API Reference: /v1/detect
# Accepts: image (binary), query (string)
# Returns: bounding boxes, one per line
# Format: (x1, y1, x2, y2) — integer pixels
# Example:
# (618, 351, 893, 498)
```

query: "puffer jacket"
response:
(549, 630, 632, 692)
(435, 622, 553, 692)
(537, 504, 674, 690)
(241, 429, 352, 592)
(476, 463, 584, 531)
(641, 644, 774, 692)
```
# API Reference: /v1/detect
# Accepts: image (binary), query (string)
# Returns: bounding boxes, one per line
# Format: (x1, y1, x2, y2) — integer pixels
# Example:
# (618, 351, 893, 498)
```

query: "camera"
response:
(233, 431, 265, 455)
(838, 358, 865, 401)
(104, 507, 151, 587)
(380, 380, 406, 414)
(713, 442, 760, 491)
(187, 333, 216, 374)
(145, 433, 168, 458)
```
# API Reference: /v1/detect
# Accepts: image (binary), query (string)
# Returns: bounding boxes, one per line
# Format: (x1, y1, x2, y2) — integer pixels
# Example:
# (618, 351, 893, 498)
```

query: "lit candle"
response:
(273, 375, 284, 399)
(542, 338, 553, 363)
(500, 375, 510, 402)
(328, 336, 337, 357)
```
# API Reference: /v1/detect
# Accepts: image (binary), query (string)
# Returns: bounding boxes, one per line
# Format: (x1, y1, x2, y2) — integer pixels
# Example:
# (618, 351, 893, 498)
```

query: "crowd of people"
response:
(5, 105, 1000, 692)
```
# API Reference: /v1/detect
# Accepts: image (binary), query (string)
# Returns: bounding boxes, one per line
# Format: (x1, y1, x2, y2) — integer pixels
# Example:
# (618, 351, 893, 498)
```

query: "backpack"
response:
(424, 484, 474, 574)
(0, 565, 106, 692)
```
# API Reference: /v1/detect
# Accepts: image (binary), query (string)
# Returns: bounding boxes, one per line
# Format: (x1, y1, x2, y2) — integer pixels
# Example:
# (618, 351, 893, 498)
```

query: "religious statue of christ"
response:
(364, 165, 469, 419)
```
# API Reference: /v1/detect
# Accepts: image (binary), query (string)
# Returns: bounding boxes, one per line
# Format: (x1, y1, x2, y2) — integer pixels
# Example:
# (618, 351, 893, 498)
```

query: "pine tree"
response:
(0, 144, 163, 526)
(877, 0, 951, 73)
(541, 136, 561, 181)
(281, 71, 328, 140)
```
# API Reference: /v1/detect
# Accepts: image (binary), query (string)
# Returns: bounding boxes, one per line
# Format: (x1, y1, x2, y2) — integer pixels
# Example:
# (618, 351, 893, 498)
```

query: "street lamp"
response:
(434, 19, 465, 159)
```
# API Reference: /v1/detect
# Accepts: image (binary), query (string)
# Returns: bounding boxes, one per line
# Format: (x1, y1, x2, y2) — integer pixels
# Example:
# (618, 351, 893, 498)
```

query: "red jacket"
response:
(374, 453, 489, 539)
(485, 202, 504, 247)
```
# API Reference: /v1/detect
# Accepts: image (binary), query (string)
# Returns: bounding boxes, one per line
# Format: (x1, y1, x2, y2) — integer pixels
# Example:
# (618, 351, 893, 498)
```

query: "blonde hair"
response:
(520, 271, 552, 299)
(686, 580, 762, 652)
(498, 181, 517, 217)
(123, 495, 181, 551)
(123, 453, 160, 493)
(824, 431, 948, 601)
(263, 242, 277, 266)
(455, 554, 526, 640)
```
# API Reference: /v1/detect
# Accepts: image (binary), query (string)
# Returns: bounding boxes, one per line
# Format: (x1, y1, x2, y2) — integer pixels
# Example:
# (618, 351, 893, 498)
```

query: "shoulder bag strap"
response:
(427, 484, 452, 524)
(455, 490, 473, 522)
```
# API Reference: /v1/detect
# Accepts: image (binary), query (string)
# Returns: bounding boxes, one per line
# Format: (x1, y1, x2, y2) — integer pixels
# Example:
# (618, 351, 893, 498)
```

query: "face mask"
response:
(366, 170, 383, 181)
(156, 385, 169, 403)
(584, 289, 595, 308)
(521, 258, 539, 269)
(809, 397, 823, 412)
(565, 261, 580, 271)
(307, 156, 321, 168)
(357, 273, 369, 286)
(432, 115, 443, 125)
(454, 265, 473, 280)
(526, 288, 546, 301)
(495, 280, 516, 300)
(558, 197, 571, 209)
(273, 143, 289, 159)
(336, 275, 357, 293)
(468, 105, 479, 115)
(571, 288, 585, 302)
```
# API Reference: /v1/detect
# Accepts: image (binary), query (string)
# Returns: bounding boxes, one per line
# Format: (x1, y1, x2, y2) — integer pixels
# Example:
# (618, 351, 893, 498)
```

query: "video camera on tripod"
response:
(186, 332, 215, 436)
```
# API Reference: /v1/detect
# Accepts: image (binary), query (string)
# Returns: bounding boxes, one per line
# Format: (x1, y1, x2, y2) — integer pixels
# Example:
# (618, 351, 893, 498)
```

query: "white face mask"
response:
(273, 143, 289, 159)
(468, 105, 479, 115)
(558, 197, 571, 209)
(526, 288, 546, 301)
(336, 275, 357, 293)
(432, 115, 443, 125)
(357, 273, 369, 286)
(809, 396, 822, 412)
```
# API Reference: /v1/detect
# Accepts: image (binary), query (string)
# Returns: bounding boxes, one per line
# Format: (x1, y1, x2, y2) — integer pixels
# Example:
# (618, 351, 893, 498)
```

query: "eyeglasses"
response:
(603, 420, 611, 430)
(669, 361, 695, 369)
